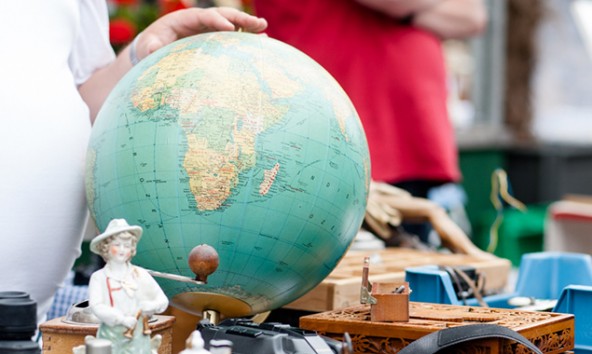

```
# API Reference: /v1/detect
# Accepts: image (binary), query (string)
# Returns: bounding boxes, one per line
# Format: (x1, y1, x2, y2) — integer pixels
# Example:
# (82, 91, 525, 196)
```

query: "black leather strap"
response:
(398, 323, 543, 354)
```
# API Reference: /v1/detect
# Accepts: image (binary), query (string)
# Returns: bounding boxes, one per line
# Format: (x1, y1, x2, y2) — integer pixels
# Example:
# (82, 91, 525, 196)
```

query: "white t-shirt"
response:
(0, 0, 115, 322)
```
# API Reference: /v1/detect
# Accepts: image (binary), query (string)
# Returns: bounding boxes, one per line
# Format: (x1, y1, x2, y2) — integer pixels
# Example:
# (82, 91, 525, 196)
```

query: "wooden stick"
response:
(123, 310, 143, 339)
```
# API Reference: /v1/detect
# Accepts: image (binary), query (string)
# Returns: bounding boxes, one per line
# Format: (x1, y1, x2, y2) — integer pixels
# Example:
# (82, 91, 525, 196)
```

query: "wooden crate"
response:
(284, 248, 512, 312)
(39, 315, 175, 354)
(300, 302, 574, 353)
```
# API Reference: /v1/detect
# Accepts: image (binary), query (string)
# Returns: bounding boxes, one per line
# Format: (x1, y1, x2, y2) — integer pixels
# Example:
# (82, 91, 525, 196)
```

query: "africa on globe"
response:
(85, 31, 370, 317)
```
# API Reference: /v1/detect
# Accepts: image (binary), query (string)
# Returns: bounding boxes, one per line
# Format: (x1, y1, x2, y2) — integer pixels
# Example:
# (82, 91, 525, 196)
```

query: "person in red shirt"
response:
(253, 0, 486, 243)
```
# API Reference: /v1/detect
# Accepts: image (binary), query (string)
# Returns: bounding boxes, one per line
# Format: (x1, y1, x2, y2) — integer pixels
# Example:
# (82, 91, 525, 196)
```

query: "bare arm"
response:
(353, 0, 487, 40)
(79, 7, 267, 122)
(412, 0, 487, 39)
(353, 0, 441, 18)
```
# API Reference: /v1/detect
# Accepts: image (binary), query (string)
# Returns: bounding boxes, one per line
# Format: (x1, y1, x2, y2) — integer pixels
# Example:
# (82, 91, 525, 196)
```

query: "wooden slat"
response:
(285, 248, 511, 312)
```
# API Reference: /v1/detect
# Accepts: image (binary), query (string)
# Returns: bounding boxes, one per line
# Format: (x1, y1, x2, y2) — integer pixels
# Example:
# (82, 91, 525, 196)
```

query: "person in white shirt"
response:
(0, 1, 267, 327)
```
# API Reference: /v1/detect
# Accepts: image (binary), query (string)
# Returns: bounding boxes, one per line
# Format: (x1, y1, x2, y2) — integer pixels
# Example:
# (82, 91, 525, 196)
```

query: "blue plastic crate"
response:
(514, 252, 592, 300)
(405, 266, 460, 305)
(405, 266, 514, 308)
(405, 252, 592, 311)
(554, 285, 592, 353)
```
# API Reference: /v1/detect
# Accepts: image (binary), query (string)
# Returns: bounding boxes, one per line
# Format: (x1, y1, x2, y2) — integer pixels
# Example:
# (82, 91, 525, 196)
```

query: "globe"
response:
(86, 31, 370, 317)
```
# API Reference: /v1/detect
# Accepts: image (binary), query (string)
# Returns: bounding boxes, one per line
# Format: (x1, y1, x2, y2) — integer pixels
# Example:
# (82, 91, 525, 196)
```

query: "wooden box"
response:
(284, 248, 512, 312)
(300, 302, 574, 353)
(370, 282, 409, 322)
(39, 315, 175, 354)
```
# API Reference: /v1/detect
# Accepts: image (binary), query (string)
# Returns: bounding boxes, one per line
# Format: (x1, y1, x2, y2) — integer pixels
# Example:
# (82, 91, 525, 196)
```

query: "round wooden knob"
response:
(188, 244, 219, 283)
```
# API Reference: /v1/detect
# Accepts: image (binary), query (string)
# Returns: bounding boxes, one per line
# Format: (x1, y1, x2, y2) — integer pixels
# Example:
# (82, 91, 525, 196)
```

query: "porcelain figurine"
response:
(84, 218, 169, 354)
(179, 330, 211, 354)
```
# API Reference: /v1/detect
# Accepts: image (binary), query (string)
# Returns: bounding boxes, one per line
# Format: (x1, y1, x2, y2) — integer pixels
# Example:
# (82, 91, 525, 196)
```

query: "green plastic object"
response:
(474, 204, 547, 266)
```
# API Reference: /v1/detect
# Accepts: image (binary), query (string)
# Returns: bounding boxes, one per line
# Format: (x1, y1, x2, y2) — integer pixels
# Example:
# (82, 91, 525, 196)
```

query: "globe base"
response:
(172, 292, 252, 318)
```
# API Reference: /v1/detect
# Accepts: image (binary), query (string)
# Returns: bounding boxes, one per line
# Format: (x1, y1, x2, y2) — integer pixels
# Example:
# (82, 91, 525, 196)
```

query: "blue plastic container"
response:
(554, 285, 592, 353)
(405, 251, 592, 309)
(514, 252, 592, 300)
(405, 265, 514, 308)
(405, 266, 460, 305)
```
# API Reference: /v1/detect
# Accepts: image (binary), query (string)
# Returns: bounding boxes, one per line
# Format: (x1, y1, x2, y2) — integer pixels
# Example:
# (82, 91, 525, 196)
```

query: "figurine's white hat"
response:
(90, 218, 143, 255)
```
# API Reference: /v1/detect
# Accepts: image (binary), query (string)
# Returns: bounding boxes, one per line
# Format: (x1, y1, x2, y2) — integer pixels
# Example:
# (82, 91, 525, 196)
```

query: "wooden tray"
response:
(284, 248, 512, 312)
(300, 302, 574, 353)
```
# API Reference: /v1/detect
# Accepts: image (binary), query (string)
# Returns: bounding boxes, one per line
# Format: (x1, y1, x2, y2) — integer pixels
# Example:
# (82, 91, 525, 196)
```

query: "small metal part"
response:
(147, 270, 205, 285)
(360, 257, 377, 305)
(203, 309, 221, 325)
(393, 285, 406, 294)
(341, 332, 354, 354)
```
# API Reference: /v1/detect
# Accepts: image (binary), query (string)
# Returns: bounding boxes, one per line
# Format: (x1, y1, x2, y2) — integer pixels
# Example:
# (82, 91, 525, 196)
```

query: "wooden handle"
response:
(123, 310, 143, 339)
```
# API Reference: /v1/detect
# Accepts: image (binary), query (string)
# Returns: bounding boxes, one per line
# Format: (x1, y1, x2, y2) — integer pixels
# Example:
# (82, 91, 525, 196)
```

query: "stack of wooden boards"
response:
(284, 248, 512, 312)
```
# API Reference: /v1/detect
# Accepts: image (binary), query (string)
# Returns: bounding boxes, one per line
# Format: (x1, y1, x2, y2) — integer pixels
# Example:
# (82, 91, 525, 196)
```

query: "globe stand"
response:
(202, 309, 220, 325)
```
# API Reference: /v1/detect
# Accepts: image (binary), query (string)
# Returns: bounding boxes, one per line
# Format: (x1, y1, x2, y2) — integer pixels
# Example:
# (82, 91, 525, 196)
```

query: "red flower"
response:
(158, 0, 191, 15)
(111, 0, 139, 5)
(109, 18, 137, 45)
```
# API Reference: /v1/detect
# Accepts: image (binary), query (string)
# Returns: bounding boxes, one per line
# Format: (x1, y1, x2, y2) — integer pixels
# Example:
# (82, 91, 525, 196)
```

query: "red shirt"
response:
(254, 0, 461, 184)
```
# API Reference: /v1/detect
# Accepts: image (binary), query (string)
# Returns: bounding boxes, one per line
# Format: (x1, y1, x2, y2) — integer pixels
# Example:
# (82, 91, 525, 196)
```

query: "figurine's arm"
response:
(88, 270, 137, 328)
(136, 267, 169, 316)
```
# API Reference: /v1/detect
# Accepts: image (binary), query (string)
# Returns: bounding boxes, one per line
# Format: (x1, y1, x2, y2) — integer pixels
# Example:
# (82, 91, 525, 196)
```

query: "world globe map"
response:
(86, 31, 370, 317)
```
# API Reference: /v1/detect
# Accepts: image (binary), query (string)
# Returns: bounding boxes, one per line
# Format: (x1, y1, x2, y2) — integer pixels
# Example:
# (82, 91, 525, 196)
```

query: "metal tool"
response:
(360, 257, 377, 305)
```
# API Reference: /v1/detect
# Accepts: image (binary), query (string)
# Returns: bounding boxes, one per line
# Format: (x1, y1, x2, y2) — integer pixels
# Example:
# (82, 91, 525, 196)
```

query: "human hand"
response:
(134, 7, 268, 62)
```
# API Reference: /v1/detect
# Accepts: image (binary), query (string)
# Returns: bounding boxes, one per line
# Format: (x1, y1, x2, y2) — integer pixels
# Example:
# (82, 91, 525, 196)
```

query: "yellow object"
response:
(487, 169, 527, 253)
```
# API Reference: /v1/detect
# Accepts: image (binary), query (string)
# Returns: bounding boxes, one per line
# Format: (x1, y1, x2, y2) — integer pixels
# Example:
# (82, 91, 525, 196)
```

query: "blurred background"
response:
(104, 0, 592, 265)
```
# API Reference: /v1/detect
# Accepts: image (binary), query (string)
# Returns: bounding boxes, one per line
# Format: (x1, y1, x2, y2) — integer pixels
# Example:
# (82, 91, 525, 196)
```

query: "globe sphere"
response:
(86, 31, 370, 317)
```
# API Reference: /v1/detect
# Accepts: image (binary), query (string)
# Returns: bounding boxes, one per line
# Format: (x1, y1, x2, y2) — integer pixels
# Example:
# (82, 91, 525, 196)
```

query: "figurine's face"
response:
(108, 234, 134, 263)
